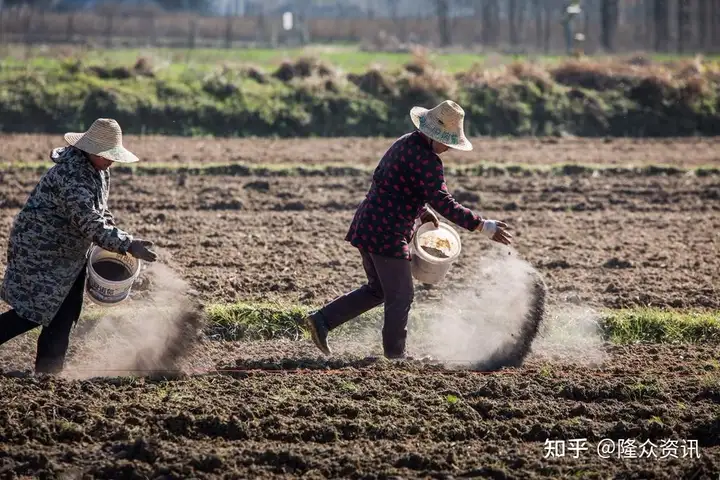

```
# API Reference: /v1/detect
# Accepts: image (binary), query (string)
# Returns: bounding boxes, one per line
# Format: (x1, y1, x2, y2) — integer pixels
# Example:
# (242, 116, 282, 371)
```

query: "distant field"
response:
(2, 43, 717, 74)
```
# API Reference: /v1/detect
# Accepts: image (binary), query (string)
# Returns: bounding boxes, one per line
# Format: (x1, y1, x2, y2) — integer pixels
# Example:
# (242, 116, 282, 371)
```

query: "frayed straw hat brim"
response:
(64, 119, 138, 163)
(410, 104, 473, 152)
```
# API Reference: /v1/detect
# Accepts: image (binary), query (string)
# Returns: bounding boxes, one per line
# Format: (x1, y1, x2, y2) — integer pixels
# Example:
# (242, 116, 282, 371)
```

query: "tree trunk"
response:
(713, 0, 720, 51)
(534, 0, 543, 50)
(654, 0, 669, 52)
(601, 0, 619, 52)
(481, 0, 499, 46)
(436, 0, 451, 47)
(544, 0, 552, 53)
(644, 0, 653, 50)
(698, 0, 708, 50)
(677, 0, 691, 53)
(509, 0, 517, 45)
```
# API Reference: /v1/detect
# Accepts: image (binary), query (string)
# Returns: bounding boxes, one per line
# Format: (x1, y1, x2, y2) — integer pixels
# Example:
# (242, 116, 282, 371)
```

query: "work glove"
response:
(478, 219, 513, 245)
(128, 239, 158, 262)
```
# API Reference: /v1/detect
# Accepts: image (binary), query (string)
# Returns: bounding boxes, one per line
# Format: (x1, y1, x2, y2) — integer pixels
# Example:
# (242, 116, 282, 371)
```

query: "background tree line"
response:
(0, 0, 718, 54)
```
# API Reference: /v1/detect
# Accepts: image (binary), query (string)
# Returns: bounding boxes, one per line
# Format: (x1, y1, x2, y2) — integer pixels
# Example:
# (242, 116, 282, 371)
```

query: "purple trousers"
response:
(315, 248, 414, 357)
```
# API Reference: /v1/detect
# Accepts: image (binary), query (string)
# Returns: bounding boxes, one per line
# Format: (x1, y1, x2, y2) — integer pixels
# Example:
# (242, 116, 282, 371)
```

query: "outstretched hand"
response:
(128, 239, 158, 262)
(478, 220, 513, 245)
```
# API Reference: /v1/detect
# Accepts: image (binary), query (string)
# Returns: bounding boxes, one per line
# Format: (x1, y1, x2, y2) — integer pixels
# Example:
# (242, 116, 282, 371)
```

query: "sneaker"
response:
(305, 314, 331, 355)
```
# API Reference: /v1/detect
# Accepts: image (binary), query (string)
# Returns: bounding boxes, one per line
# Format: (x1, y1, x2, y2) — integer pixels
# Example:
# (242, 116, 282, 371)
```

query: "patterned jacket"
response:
(345, 131, 482, 260)
(1, 146, 134, 327)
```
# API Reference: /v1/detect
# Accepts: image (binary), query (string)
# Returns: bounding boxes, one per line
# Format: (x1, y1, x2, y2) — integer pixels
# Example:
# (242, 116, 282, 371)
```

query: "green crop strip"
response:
(80, 302, 720, 345)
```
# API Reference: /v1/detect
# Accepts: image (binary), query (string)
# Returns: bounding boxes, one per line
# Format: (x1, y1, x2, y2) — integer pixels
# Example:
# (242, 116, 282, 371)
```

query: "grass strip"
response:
(600, 308, 720, 344)
(2, 161, 718, 178)
(81, 302, 719, 345)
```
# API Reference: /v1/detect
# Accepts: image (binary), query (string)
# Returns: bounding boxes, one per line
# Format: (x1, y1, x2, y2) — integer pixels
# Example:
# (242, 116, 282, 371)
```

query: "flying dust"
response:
(419, 246, 608, 370)
(63, 253, 210, 380)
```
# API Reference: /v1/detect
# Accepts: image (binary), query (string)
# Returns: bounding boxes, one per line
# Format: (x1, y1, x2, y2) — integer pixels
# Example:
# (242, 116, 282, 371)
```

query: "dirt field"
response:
(0, 136, 718, 478)
(3, 161, 718, 310)
(0, 339, 718, 479)
(2, 134, 720, 168)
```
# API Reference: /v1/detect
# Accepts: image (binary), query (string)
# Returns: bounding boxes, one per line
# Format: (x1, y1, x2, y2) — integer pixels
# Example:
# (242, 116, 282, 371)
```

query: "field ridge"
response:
(2, 161, 719, 178)
(2, 54, 720, 138)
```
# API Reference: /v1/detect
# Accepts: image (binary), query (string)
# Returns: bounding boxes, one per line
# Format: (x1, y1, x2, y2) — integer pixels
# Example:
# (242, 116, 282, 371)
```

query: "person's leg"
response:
(370, 253, 414, 359)
(34, 269, 86, 374)
(306, 249, 384, 354)
(0, 309, 40, 347)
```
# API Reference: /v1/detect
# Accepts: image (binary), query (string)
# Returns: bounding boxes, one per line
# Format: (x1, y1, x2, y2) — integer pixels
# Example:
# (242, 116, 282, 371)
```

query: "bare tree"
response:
(534, 0, 544, 48)
(509, 0, 518, 45)
(678, 0, 691, 53)
(696, 0, 707, 50)
(713, 0, 720, 51)
(481, 0, 499, 46)
(436, 0, 451, 46)
(654, 0, 669, 52)
(601, 0, 619, 51)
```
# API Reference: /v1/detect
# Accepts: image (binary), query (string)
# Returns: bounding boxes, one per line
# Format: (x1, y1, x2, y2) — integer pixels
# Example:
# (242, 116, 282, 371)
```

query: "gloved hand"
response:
(128, 239, 158, 262)
(478, 219, 513, 245)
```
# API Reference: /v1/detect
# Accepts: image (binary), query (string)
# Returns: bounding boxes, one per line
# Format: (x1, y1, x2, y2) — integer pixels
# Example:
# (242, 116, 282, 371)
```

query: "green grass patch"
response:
(5, 45, 718, 74)
(2, 161, 718, 178)
(205, 302, 311, 341)
(80, 302, 720, 344)
(600, 308, 720, 344)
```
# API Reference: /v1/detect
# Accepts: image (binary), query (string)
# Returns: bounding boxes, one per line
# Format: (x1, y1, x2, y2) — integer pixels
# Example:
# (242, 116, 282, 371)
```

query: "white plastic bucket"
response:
(410, 221, 462, 285)
(85, 245, 142, 306)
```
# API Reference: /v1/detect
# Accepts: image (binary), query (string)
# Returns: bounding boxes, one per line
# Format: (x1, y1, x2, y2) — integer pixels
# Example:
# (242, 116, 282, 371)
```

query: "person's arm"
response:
(62, 181, 159, 261)
(420, 157, 482, 231)
(62, 181, 133, 254)
(103, 209, 116, 227)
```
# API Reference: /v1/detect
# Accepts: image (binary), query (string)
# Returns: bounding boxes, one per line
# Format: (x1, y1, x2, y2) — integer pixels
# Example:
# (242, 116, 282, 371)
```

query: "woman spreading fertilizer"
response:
(305, 100, 512, 359)
(0, 118, 158, 375)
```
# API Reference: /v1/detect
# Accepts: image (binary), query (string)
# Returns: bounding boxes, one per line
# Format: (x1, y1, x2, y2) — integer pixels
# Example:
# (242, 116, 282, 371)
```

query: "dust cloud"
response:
(419, 245, 607, 370)
(63, 254, 209, 380)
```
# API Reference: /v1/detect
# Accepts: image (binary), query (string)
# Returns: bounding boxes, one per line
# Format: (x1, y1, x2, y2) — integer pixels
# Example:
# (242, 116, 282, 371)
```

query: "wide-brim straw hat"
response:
(64, 118, 138, 163)
(410, 100, 473, 152)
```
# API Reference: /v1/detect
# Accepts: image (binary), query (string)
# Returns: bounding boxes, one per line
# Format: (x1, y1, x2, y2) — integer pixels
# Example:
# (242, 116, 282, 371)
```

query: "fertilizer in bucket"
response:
(86, 245, 142, 306)
(410, 222, 462, 285)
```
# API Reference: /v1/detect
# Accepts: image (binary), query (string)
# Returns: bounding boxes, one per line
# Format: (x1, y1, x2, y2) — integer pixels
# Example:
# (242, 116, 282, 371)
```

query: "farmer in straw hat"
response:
(305, 100, 512, 359)
(0, 118, 158, 374)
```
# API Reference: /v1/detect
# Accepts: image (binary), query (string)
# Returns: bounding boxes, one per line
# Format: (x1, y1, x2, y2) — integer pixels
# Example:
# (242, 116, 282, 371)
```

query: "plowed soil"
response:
(0, 136, 719, 478)
(2, 134, 720, 167)
(4, 165, 717, 310)
(0, 340, 718, 479)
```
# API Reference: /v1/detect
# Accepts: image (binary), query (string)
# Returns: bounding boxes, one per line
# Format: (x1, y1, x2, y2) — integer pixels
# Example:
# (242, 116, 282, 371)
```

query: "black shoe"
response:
(385, 352, 408, 360)
(305, 314, 331, 355)
(385, 353, 436, 362)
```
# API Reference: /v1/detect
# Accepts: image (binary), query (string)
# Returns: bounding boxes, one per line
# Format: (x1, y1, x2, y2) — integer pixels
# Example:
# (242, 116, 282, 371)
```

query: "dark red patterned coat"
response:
(345, 131, 482, 260)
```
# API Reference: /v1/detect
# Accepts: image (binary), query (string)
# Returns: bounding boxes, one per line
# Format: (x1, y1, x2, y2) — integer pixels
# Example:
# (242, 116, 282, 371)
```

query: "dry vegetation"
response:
(1, 50, 719, 138)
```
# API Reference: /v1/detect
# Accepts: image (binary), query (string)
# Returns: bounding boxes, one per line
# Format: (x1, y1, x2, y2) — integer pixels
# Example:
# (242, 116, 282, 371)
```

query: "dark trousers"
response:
(317, 248, 414, 357)
(0, 268, 86, 374)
